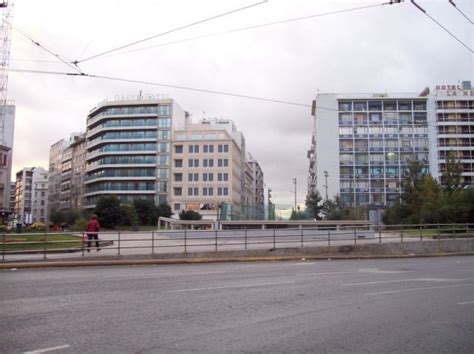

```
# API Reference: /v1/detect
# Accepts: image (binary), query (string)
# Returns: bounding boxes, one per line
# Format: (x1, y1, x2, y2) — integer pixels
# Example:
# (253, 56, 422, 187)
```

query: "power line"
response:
(411, 0, 473, 53)
(87, 1, 398, 62)
(448, 0, 474, 25)
(75, 0, 269, 64)
(9, 22, 84, 73)
(9, 68, 312, 108)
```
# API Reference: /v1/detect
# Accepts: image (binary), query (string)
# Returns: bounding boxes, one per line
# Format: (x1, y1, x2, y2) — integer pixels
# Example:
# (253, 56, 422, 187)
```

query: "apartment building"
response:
(0, 104, 15, 221)
(84, 97, 186, 208)
(308, 93, 429, 209)
(15, 167, 48, 224)
(428, 81, 474, 185)
(48, 133, 86, 217)
(170, 121, 243, 220)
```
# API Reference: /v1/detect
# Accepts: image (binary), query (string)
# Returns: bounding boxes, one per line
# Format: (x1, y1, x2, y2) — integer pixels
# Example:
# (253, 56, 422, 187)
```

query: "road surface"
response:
(1, 257, 473, 353)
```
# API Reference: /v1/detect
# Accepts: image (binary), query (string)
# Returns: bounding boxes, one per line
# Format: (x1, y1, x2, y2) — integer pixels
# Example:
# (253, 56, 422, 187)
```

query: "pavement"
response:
(1, 256, 473, 353)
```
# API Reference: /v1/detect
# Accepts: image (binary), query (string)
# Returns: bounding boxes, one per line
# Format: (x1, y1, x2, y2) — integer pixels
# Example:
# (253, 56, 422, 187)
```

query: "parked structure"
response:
(84, 97, 186, 208)
(15, 167, 48, 224)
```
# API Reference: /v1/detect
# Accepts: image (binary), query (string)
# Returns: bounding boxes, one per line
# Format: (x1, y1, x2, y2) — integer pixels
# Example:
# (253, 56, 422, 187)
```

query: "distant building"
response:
(428, 81, 474, 186)
(15, 167, 48, 224)
(84, 98, 186, 208)
(308, 93, 429, 210)
(48, 133, 86, 218)
(0, 104, 14, 222)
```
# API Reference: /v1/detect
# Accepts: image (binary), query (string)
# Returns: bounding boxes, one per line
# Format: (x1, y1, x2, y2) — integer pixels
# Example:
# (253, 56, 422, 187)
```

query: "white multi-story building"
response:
(84, 97, 186, 208)
(428, 81, 474, 185)
(308, 93, 429, 209)
(15, 167, 48, 224)
(0, 104, 14, 221)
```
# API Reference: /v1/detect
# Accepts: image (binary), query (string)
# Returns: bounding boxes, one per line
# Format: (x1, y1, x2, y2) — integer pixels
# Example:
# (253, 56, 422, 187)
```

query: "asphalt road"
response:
(1, 257, 473, 353)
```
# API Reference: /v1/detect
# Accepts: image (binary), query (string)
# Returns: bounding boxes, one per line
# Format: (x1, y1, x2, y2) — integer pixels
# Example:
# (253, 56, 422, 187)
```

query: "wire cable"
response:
(85, 1, 397, 62)
(448, 0, 474, 25)
(10, 23, 84, 73)
(75, 0, 269, 64)
(411, 0, 473, 53)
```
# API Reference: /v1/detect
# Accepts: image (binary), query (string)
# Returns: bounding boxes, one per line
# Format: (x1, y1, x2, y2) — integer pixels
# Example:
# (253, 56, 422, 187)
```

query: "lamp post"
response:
(323, 171, 329, 201)
(293, 178, 297, 212)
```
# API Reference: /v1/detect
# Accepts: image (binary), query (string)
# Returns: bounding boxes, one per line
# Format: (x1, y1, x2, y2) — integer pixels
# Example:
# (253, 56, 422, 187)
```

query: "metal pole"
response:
(354, 229, 357, 245)
(437, 223, 440, 241)
(2, 232, 5, 261)
(151, 231, 155, 254)
(215, 229, 218, 251)
(81, 232, 85, 256)
(273, 228, 276, 248)
(245, 229, 247, 250)
(43, 231, 47, 259)
(118, 231, 121, 256)
(378, 225, 382, 244)
(401, 225, 404, 243)
(184, 229, 187, 253)
(419, 224, 423, 241)
(327, 228, 331, 246)
(301, 228, 304, 248)
(293, 178, 297, 212)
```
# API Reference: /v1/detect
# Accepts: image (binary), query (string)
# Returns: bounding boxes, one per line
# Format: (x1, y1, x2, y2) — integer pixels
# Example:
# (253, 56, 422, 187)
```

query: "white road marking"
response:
(343, 277, 474, 286)
(357, 268, 414, 274)
(165, 281, 295, 293)
(366, 283, 474, 296)
(297, 271, 355, 277)
(24, 344, 70, 354)
(458, 301, 474, 305)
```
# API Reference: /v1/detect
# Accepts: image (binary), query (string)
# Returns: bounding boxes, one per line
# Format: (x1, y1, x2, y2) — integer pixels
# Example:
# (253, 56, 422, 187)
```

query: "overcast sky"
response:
(8, 0, 473, 206)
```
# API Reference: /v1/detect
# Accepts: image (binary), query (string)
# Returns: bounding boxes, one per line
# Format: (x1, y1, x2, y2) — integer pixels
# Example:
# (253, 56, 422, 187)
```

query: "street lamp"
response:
(323, 171, 329, 201)
(293, 178, 297, 212)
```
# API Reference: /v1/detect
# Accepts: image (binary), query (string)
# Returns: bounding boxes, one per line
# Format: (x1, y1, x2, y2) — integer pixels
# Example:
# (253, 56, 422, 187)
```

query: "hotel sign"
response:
(435, 84, 474, 96)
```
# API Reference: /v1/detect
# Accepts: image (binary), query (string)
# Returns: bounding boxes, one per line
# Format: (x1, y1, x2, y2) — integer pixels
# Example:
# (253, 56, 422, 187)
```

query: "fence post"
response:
(401, 225, 404, 243)
(419, 224, 423, 242)
(301, 228, 304, 248)
(43, 231, 47, 259)
(273, 228, 276, 249)
(354, 229, 357, 245)
(215, 229, 218, 251)
(452, 224, 456, 240)
(184, 229, 187, 253)
(437, 223, 440, 241)
(2, 232, 5, 261)
(378, 225, 382, 244)
(151, 231, 155, 254)
(245, 229, 247, 250)
(327, 228, 331, 247)
(118, 231, 121, 256)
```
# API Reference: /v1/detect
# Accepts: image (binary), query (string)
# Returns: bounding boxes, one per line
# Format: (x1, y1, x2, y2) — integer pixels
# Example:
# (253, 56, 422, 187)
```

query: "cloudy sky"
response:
(7, 0, 473, 206)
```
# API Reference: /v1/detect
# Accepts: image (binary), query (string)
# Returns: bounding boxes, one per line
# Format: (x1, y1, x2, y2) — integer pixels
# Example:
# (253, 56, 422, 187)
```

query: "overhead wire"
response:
(85, 1, 399, 62)
(410, 0, 473, 53)
(75, 0, 269, 64)
(448, 0, 474, 25)
(9, 22, 85, 73)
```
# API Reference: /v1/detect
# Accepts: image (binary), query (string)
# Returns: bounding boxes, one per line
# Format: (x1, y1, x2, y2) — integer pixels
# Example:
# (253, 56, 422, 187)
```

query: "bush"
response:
(71, 217, 87, 232)
(94, 195, 122, 229)
(120, 204, 138, 226)
(179, 210, 202, 220)
(29, 222, 47, 232)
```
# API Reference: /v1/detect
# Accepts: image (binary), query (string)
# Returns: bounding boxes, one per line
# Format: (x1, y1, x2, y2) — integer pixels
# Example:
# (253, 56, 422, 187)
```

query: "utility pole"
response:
(323, 171, 329, 201)
(293, 178, 297, 212)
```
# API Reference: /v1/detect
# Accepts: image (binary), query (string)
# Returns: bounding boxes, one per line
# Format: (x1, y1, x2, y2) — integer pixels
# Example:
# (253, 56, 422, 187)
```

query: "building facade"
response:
(428, 81, 474, 186)
(308, 93, 429, 209)
(84, 98, 186, 208)
(0, 104, 14, 221)
(15, 167, 48, 224)
(170, 121, 243, 220)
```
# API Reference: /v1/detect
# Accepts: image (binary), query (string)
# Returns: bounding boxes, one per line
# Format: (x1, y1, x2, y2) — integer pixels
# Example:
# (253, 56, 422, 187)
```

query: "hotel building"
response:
(84, 97, 186, 208)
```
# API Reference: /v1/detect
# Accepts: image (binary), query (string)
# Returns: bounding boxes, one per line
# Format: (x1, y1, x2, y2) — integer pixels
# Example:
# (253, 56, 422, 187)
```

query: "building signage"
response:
(435, 84, 474, 96)
(114, 93, 169, 101)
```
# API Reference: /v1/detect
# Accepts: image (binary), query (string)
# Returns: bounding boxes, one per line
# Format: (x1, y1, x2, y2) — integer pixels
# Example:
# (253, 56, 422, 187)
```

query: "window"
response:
(188, 187, 199, 196)
(158, 143, 170, 153)
(413, 101, 427, 111)
(189, 145, 199, 153)
(174, 159, 183, 168)
(369, 113, 381, 123)
(217, 173, 229, 181)
(202, 187, 214, 196)
(368, 101, 382, 111)
(218, 159, 229, 167)
(174, 145, 183, 153)
(370, 153, 384, 162)
(188, 173, 199, 182)
(158, 118, 171, 128)
(339, 113, 352, 124)
(223, 144, 229, 153)
(339, 127, 353, 135)
(174, 173, 183, 182)
(203, 144, 214, 153)
(174, 203, 180, 211)
(338, 102, 352, 111)
(217, 187, 229, 196)
(400, 126, 412, 135)
(158, 105, 170, 115)
(203, 173, 214, 182)
(174, 187, 182, 196)
(353, 101, 367, 111)
(203, 159, 214, 167)
(188, 159, 199, 167)
(398, 101, 412, 111)
(383, 101, 397, 111)
(399, 112, 412, 124)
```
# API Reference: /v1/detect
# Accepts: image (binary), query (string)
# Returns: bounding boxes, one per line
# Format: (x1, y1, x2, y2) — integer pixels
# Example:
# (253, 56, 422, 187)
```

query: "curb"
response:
(1, 252, 473, 269)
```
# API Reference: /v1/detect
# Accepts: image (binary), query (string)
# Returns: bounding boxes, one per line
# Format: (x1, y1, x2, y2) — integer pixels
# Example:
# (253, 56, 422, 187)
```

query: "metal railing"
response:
(1, 223, 473, 261)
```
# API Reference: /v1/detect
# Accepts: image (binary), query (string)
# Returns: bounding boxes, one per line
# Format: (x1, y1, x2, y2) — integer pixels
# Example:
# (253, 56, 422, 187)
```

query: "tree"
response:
(120, 204, 139, 226)
(289, 209, 307, 220)
(133, 199, 158, 225)
(444, 152, 463, 195)
(49, 209, 63, 225)
(179, 210, 202, 220)
(305, 191, 323, 220)
(94, 195, 122, 229)
(157, 203, 172, 219)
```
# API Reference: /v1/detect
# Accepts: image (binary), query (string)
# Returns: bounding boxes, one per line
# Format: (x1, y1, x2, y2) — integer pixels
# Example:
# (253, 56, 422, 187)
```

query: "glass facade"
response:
(85, 102, 173, 206)
(338, 98, 429, 207)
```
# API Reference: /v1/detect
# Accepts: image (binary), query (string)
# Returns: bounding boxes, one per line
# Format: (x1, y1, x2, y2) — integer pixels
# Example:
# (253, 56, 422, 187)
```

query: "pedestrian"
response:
(85, 215, 101, 252)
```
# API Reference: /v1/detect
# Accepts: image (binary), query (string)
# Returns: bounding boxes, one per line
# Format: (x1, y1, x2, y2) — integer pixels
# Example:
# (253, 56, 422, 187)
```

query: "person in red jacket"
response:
(85, 215, 101, 252)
